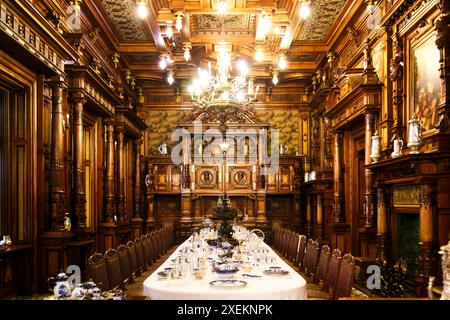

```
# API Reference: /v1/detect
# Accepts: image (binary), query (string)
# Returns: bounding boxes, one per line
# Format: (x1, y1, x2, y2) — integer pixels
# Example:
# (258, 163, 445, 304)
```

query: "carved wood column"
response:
(255, 142, 267, 225)
(390, 28, 405, 140)
(435, 0, 450, 137)
(72, 94, 86, 229)
(180, 137, 192, 225)
(116, 123, 125, 222)
(306, 195, 312, 238)
(316, 193, 324, 240)
(49, 78, 67, 231)
(364, 111, 375, 229)
(333, 131, 344, 223)
(132, 138, 143, 239)
(133, 138, 142, 218)
(145, 164, 156, 230)
(104, 118, 116, 224)
(376, 187, 390, 261)
(416, 181, 438, 297)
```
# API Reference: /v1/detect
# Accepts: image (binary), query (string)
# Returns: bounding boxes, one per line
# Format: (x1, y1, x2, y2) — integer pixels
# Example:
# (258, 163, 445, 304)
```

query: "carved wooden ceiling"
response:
(89, 0, 354, 84)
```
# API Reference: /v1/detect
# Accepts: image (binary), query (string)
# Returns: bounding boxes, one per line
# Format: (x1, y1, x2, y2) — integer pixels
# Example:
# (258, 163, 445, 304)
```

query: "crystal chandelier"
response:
(187, 46, 259, 108)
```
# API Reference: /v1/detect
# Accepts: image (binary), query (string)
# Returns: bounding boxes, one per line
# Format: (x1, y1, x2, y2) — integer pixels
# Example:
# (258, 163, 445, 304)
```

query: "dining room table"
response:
(143, 227, 307, 300)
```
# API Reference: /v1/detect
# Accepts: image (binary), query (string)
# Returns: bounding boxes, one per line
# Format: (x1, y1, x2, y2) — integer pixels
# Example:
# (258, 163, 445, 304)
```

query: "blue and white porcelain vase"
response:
(52, 272, 71, 298)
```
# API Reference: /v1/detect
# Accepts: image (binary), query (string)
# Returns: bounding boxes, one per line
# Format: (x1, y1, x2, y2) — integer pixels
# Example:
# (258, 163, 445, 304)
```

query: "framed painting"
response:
(409, 31, 441, 132)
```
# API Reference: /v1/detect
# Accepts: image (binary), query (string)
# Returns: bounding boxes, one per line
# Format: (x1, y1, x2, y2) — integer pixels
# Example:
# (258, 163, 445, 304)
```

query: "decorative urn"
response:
(370, 131, 382, 163)
(49, 272, 72, 299)
(391, 137, 404, 158)
(407, 114, 423, 154)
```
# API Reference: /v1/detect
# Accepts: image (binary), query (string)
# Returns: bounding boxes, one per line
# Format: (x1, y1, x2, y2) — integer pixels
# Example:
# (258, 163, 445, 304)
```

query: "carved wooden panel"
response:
(194, 166, 220, 190)
(228, 166, 252, 190)
(154, 165, 168, 192)
(170, 165, 181, 192)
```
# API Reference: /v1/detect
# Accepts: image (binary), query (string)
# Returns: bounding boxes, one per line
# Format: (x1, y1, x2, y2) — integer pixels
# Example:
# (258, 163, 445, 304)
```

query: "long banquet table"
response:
(143, 234, 307, 300)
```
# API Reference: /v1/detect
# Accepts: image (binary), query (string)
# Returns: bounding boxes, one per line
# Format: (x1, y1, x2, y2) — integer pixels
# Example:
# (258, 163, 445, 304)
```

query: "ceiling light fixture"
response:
(299, 1, 311, 20)
(183, 42, 192, 62)
(167, 70, 175, 85)
(261, 13, 272, 35)
(218, 0, 228, 13)
(159, 53, 168, 70)
(174, 11, 184, 31)
(278, 54, 288, 70)
(187, 47, 259, 107)
(255, 45, 264, 62)
(136, 0, 148, 20)
(166, 25, 174, 39)
(272, 71, 279, 86)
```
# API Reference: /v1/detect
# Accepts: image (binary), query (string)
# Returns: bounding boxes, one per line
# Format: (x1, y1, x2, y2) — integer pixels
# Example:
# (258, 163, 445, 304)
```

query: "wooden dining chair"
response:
(307, 244, 331, 290)
(272, 228, 279, 249)
(105, 248, 124, 290)
(296, 235, 307, 270)
(335, 253, 355, 299)
(150, 232, 160, 260)
(117, 244, 133, 284)
(308, 248, 342, 299)
(88, 253, 111, 291)
(140, 235, 151, 268)
(303, 239, 320, 280)
(135, 238, 147, 274)
(127, 240, 139, 277)
(288, 233, 300, 262)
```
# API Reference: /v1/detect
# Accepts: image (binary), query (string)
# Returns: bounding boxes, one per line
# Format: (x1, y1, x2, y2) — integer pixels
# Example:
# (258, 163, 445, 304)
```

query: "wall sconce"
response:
(278, 54, 288, 70)
(174, 11, 184, 31)
(182, 42, 192, 62)
(159, 53, 168, 70)
(112, 53, 120, 68)
(125, 70, 131, 84)
(272, 70, 279, 86)
(167, 70, 175, 85)
(166, 25, 174, 39)
(254, 44, 264, 62)
(131, 77, 136, 90)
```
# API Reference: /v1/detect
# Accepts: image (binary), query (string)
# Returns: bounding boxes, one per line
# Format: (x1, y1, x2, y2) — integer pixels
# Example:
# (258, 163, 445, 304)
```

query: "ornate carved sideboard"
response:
(141, 103, 303, 239)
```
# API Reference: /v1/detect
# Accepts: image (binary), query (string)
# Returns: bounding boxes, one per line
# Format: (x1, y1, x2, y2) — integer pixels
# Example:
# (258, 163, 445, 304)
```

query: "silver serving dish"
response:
(263, 268, 289, 276)
(210, 279, 247, 288)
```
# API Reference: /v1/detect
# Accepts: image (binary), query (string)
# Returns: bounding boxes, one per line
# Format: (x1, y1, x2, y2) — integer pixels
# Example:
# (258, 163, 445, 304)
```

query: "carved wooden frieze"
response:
(191, 14, 256, 36)
(0, 0, 65, 74)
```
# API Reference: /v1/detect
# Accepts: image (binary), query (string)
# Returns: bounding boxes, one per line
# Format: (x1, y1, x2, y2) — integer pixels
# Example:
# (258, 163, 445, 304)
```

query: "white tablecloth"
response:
(143, 237, 307, 300)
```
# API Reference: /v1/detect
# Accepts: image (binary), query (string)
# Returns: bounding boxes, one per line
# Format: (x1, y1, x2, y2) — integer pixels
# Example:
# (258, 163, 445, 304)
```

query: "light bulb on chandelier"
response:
(136, 0, 148, 20)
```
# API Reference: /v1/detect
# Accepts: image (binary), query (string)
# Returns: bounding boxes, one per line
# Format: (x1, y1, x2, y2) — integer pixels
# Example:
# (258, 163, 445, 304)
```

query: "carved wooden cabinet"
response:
(144, 155, 303, 229)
